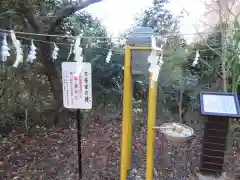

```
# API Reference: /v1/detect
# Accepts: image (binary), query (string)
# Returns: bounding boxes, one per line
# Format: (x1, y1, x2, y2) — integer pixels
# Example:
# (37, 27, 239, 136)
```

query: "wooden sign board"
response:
(200, 92, 240, 117)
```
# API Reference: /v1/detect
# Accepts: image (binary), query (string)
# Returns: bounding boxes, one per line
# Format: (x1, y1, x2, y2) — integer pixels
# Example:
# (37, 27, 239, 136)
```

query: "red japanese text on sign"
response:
(74, 76, 79, 100)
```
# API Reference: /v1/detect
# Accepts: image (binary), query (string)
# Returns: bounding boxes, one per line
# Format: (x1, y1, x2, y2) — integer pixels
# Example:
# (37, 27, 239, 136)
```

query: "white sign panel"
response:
(202, 94, 237, 115)
(61, 62, 92, 109)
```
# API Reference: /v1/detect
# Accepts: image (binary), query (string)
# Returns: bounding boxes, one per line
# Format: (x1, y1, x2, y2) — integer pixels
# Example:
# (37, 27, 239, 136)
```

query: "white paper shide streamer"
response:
(52, 43, 59, 61)
(105, 49, 112, 63)
(11, 30, 23, 68)
(148, 49, 157, 64)
(151, 36, 163, 51)
(66, 44, 73, 61)
(1, 33, 10, 62)
(148, 36, 164, 82)
(148, 36, 163, 64)
(148, 37, 158, 72)
(27, 40, 37, 63)
(192, 50, 200, 67)
(152, 53, 163, 82)
(74, 34, 84, 77)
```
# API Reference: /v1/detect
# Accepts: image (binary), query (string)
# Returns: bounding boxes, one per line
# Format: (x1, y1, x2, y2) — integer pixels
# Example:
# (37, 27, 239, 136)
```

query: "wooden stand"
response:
(199, 92, 240, 176)
(200, 116, 229, 175)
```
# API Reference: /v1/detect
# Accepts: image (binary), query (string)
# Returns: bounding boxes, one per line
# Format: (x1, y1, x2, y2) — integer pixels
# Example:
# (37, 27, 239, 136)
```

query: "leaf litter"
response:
(0, 116, 239, 180)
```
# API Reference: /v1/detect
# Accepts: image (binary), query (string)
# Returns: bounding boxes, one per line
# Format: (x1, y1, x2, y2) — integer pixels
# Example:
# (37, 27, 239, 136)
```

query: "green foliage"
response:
(139, 0, 173, 35)
(0, 63, 56, 129)
(159, 47, 188, 86)
(2, 0, 239, 132)
(228, 20, 240, 92)
(0, 0, 124, 129)
(63, 12, 124, 104)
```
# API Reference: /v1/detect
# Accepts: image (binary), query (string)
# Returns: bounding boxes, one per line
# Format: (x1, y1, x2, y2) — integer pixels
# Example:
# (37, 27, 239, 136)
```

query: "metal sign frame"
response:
(200, 91, 240, 117)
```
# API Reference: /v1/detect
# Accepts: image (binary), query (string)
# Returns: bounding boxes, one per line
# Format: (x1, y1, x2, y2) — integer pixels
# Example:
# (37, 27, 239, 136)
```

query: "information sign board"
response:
(200, 92, 240, 117)
(61, 62, 92, 109)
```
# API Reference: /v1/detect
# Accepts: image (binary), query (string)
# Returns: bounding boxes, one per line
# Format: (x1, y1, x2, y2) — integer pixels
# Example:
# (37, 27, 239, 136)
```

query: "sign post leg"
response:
(77, 109, 83, 179)
(120, 46, 133, 180)
(146, 74, 158, 180)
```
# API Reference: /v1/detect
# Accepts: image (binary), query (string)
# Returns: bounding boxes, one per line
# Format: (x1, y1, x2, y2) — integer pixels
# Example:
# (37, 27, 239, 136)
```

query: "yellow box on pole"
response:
(120, 26, 157, 180)
(120, 46, 133, 180)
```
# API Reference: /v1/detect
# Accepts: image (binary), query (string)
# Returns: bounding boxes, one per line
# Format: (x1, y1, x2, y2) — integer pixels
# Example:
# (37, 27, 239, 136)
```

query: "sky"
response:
(86, 0, 206, 40)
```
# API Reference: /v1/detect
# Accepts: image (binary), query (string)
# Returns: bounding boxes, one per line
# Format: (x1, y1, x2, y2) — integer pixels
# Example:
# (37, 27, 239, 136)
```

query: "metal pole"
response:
(146, 73, 158, 180)
(120, 46, 133, 180)
(77, 109, 83, 179)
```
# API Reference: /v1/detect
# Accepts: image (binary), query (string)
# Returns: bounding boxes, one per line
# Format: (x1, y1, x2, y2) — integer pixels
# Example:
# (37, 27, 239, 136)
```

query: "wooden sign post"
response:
(199, 92, 240, 175)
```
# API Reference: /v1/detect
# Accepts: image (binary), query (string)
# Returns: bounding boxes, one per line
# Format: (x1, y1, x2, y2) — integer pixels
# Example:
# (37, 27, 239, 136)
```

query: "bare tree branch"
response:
(229, 0, 237, 13)
(48, 0, 103, 33)
(216, 0, 228, 91)
(178, 1, 225, 60)
(200, 0, 219, 13)
(227, 0, 240, 21)
(176, 0, 225, 82)
(18, 0, 104, 33)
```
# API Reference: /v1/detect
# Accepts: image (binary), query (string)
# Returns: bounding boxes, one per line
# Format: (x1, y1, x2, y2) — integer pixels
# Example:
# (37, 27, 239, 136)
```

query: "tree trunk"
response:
(40, 42, 66, 126)
(178, 87, 183, 124)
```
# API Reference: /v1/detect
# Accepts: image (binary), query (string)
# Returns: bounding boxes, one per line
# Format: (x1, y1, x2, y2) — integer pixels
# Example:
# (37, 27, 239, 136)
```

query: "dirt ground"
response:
(0, 115, 239, 180)
(0, 118, 122, 180)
